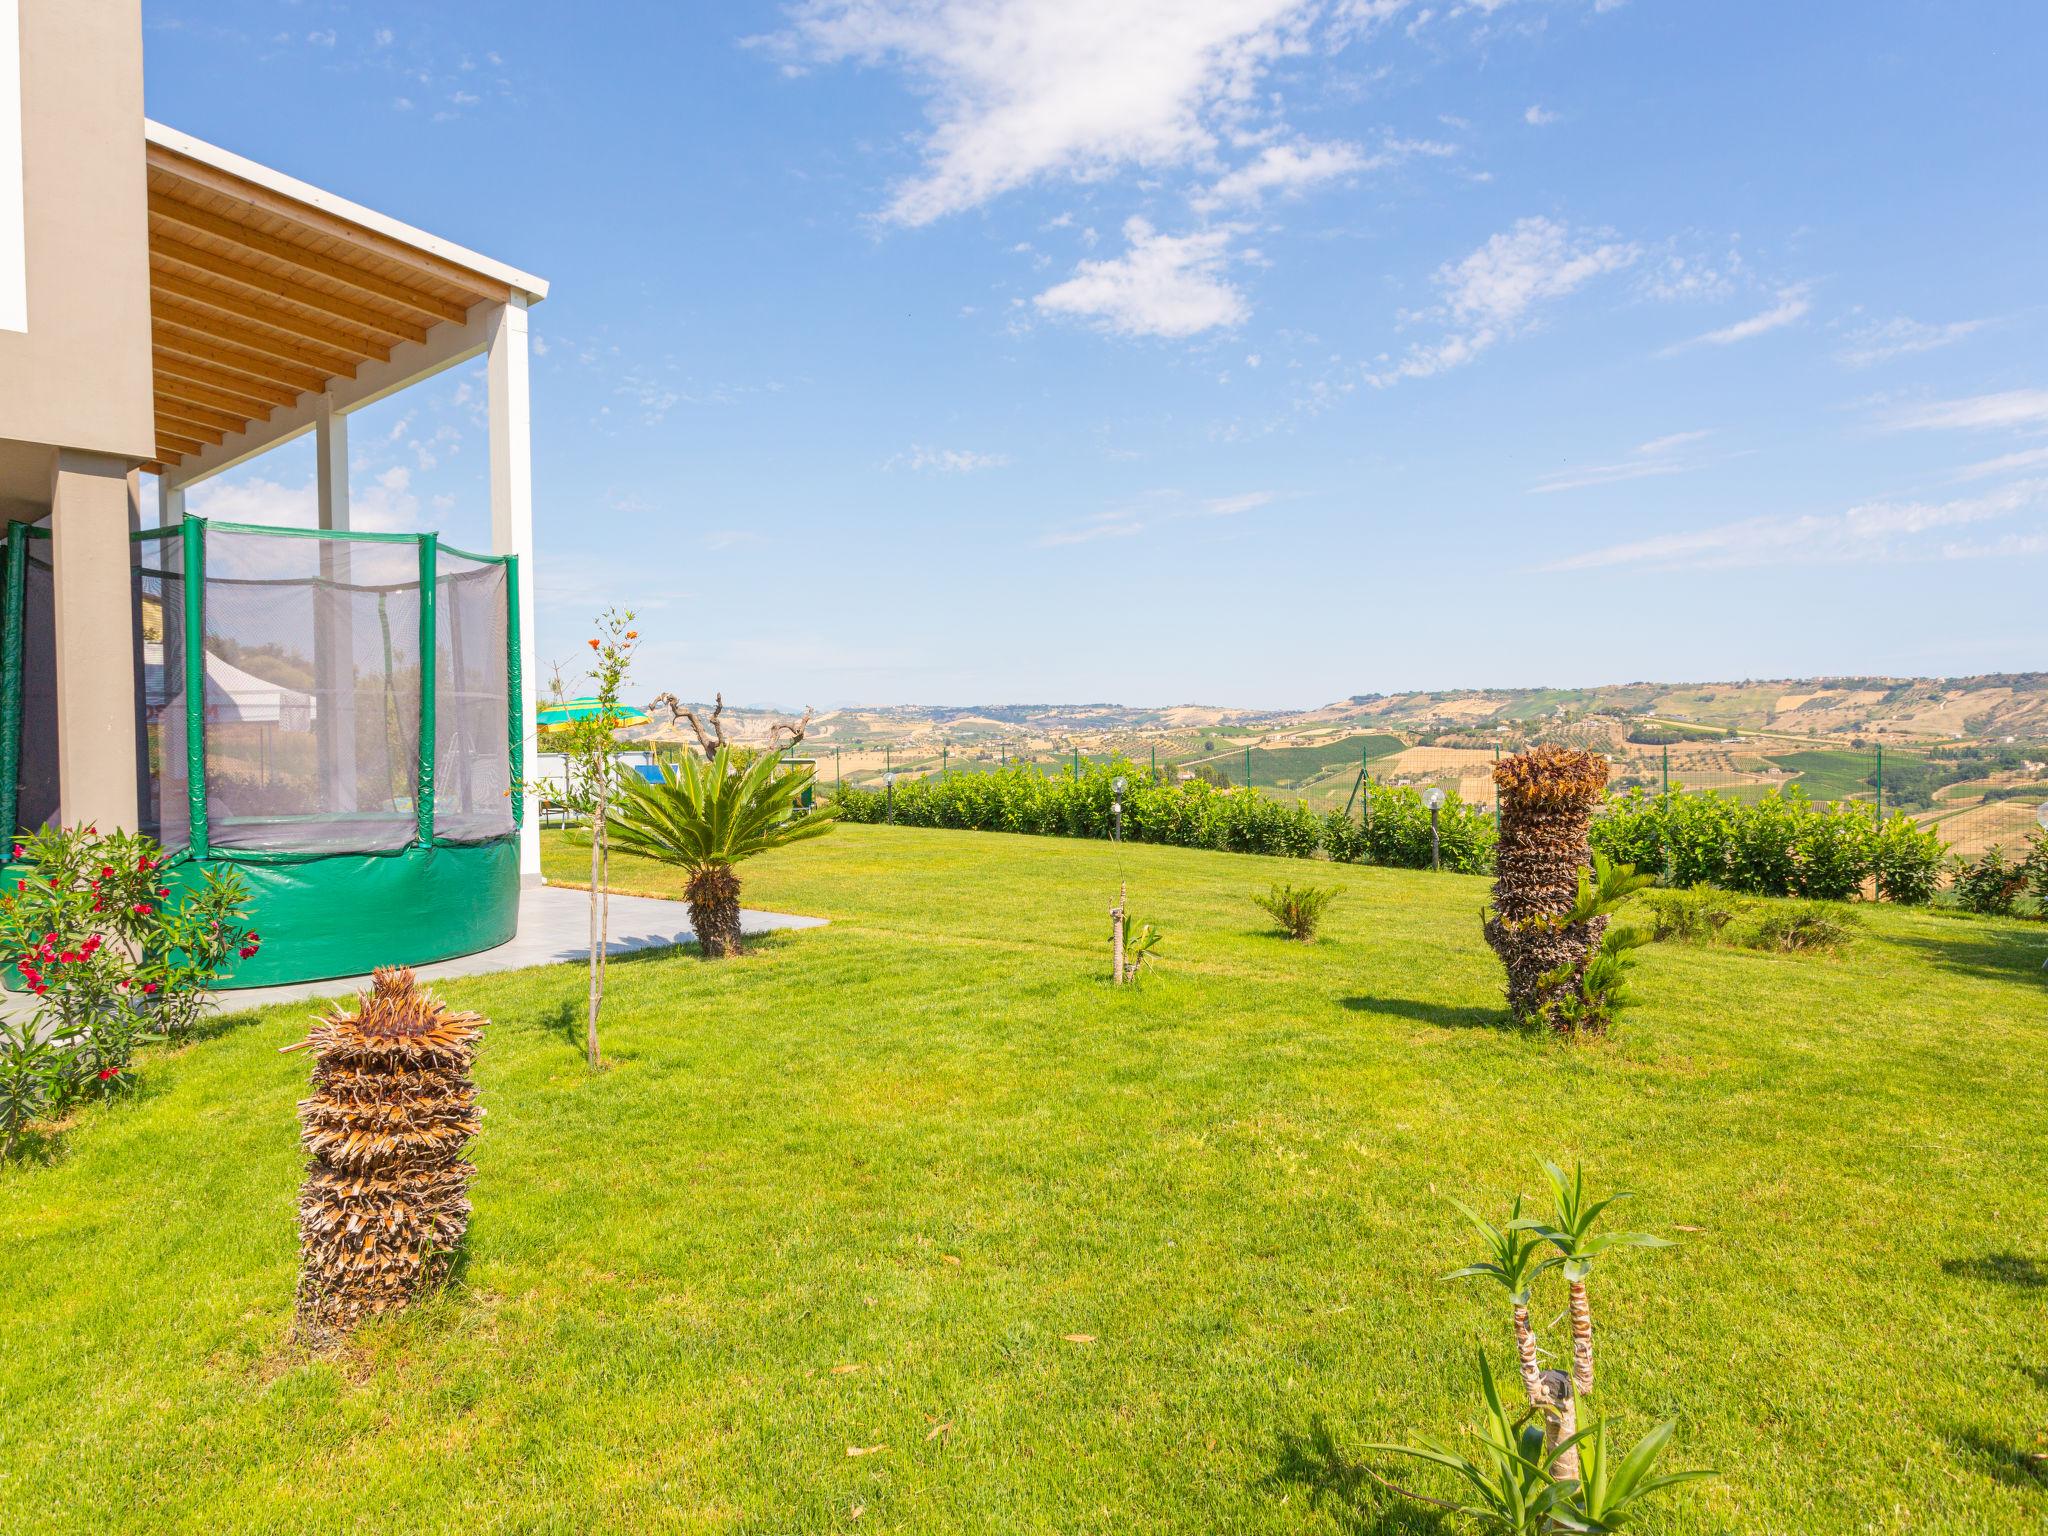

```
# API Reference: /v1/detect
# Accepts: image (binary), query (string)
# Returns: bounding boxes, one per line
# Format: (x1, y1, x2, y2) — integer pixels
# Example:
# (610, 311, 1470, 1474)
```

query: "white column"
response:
(313, 399, 357, 812)
(159, 483, 186, 526)
(488, 296, 540, 880)
(49, 451, 142, 832)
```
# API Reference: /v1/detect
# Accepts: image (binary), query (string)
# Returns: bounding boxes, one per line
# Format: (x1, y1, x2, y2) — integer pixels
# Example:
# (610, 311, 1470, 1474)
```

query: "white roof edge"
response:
(143, 119, 549, 302)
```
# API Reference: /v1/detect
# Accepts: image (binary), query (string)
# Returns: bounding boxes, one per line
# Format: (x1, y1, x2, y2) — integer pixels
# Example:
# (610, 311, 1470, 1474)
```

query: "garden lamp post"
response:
(884, 772, 896, 825)
(1424, 785, 1446, 873)
(1111, 775, 1126, 844)
(2038, 800, 2048, 832)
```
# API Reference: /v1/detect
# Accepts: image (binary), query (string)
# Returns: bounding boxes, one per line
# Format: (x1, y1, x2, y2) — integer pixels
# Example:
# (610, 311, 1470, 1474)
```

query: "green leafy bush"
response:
(1591, 787, 1946, 905)
(833, 761, 1492, 870)
(1748, 901, 1859, 954)
(1949, 846, 2029, 916)
(0, 825, 259, 1156)
(1250, 882, 1338, 941)
(1643, 887, 1740, 944)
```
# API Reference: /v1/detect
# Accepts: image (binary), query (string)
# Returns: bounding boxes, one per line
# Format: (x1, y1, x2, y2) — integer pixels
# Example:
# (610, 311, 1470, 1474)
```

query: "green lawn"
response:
(3, 824, 2046, 1533)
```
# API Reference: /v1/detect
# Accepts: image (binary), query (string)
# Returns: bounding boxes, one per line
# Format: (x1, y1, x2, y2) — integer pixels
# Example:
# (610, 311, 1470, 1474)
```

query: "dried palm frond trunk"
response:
(1483, 745, 1609, 1024)
(686, 864, 744, 958)
(293, 967, 483, 1344)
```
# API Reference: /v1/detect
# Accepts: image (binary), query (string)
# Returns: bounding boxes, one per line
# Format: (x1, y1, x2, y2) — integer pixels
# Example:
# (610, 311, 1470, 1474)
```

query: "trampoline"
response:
(1, 517, 524, 988)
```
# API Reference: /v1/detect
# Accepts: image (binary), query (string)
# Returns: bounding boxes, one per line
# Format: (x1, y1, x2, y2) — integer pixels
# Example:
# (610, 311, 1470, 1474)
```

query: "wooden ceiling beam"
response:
(157, 410, 227, 447)
(146, 159, 513, 303)
(152, 267, 391, 365)
(152, 336, 315, 406)
(153, 360, 287, 417)
(149, 394, 246, 435)
(153, 234, 430, 346)
(151, 319, 329, 397)
(148, 194, 472, 326)
(157, 428, 208, 459)
(153, 303, 350, 387)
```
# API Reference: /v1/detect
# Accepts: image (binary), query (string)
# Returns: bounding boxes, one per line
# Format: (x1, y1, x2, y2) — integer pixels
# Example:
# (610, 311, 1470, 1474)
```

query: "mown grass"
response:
(2, 824, 2045, 1533)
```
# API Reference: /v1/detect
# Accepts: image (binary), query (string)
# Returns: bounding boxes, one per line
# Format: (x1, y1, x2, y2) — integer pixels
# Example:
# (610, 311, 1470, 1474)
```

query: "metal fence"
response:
(802, 733, 2047, 860)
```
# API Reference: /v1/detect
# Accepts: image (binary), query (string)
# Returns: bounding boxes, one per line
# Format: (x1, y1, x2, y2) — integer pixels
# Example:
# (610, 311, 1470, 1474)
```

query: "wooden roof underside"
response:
(144, 140, 521, 472)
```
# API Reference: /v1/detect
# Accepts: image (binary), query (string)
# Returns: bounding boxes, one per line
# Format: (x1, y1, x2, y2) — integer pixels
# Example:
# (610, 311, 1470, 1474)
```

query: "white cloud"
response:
(1035, 217, 1248, 339)
(885, 445, 1013, 473)
(1952, 446, 2048, 482)
(1205, 490, 1277, 514)
(772, 0, 1319, 226)
(1546, 479, 2046, 572)
(1194, 133, 1453, 210)
(1661, 283, 1811, 353)
(1886, 388, 2048, 433)
(1837, 315, 1990, 368)
(1039, 485, 1276, 545)
(1523, 104, 1560, 125)
(1529, 428, 1715, 494)
(1369, 216, 1638, 385)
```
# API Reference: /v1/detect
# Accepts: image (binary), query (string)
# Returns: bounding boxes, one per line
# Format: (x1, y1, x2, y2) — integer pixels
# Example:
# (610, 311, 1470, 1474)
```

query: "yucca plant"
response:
(293, 967, 483, 1344)
(1448, 1194, 1569, 1444)
(1561, 1417, 1713, 1532)
(1524, 1162, 1672, 1403)
(608, 746, 838, 958)
(1364, 1353, 1578, 1535)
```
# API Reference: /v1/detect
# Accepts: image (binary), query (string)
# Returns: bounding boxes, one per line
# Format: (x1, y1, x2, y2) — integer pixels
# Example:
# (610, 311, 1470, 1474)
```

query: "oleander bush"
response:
(0, 824, 260, 1157)
(833, 761, 1494, 870)
(1591, 786, 1945, 904)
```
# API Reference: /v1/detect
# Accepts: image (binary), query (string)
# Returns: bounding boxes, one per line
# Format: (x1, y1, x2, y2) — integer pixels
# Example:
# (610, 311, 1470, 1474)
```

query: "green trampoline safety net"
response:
(2, 518, 522, 859)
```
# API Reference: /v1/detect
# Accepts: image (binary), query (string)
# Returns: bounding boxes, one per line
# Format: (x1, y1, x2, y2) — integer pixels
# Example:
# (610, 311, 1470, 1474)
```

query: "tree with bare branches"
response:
(651, 691, 815, 762)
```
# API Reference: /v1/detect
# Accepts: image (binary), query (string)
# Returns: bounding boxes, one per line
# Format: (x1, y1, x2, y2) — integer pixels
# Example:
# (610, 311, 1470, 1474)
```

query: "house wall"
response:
(0, 0, 154, 467)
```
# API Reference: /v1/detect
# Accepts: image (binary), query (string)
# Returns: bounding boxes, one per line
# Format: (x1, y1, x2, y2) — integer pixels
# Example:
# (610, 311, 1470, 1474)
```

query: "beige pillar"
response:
(49, 448, 140, 832)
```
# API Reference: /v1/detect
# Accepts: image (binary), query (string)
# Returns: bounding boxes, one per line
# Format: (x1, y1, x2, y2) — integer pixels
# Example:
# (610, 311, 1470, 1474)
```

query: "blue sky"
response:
(141, 1, 2048, 710)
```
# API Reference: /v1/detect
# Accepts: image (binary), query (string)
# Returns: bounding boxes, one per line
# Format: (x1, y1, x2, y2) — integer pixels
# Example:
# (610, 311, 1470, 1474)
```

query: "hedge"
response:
(829, 761, 1496, 872)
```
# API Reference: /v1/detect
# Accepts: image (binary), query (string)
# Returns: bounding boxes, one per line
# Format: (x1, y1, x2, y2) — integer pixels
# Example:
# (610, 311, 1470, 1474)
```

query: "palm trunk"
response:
(686, 865, 744, 959)
(1512, 1302, 1545, 1409)
(1549, 1380, 1580, 1482)
(1569, 1277, 1594, 1399)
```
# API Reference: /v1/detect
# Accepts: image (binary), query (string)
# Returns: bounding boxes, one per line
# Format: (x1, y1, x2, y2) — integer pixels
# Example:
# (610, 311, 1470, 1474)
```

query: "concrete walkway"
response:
(216, 884, 828, 1011)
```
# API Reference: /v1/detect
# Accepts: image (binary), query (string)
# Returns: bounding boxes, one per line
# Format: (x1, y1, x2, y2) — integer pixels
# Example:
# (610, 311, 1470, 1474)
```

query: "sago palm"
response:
(608, 746, 837, 958)
(1526, 1161, 1672, 1401)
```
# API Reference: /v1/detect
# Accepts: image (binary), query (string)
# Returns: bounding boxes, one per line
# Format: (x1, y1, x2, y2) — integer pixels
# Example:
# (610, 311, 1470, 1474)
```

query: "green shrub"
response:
(1949, 846, 2029, 916)
(2016, 831, 2048, 917)
(1250, 882, 1338, 941)
(1746, 901, 1859, 954)
(1322, 783, 1497, 874)
(1644, 887, 1741, 944)
(1591, 787, 1946, 906)
(827, 762, 1491, 869)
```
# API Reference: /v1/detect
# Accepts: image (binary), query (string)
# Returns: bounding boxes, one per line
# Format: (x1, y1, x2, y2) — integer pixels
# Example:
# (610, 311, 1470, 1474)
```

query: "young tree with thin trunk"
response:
(542, 610, 638, 1070)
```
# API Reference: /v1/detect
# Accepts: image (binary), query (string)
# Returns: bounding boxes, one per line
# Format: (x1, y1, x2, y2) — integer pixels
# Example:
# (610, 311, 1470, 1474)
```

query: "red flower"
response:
(97, 1067, 118, 1081)
(10, 845, 21, 858)
(239, 946, 258, 959)
(132, 903, 153, 916)
(157, 887, 170, 897)
(59, 950, 79, 964)
(136, 856, 152, 873)
(141, 981, 159, 995)
(588, 638, 601, 650)
(100, 866, 115, 879)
